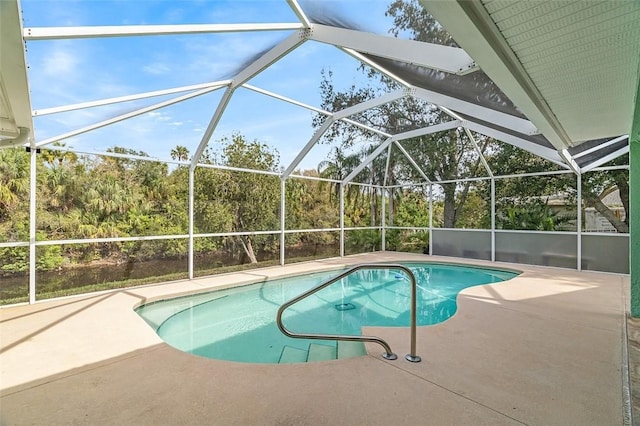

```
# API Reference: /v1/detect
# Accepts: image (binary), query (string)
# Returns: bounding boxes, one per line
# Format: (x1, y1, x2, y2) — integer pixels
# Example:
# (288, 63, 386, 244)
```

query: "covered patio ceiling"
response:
(423, 0, 640, 173)
(0, 0, 33, 147)
(0, 0, 637, 181)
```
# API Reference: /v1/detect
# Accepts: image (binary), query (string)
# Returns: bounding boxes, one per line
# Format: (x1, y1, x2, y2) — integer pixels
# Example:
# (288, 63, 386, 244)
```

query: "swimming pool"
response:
(135, 262, 518, 363)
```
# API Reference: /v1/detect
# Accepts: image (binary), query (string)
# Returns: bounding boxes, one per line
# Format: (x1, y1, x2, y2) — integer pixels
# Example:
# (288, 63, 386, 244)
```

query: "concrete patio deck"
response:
(0, 253, 630, 425)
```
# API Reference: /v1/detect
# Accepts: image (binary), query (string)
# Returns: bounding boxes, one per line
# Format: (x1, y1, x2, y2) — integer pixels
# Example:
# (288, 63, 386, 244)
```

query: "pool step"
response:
(337, 341, 367, 359)
(278, 341, 367, 364)
(278, 345, 308, 364)
(307, 343, 337, 362)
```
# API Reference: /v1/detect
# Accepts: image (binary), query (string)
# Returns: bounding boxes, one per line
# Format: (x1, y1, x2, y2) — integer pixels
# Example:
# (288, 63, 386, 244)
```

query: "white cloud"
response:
(148, 111, 172, 122)
(142, 62, 172, 75)
(41, 42, 82, 77)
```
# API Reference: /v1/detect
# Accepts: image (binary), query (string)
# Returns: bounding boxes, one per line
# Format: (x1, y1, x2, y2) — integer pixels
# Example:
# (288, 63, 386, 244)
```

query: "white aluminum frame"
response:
(573, 135, 628, 160)
(413, 87, 539, 136)
(286, 0, 311, 28)
(4, 4, 632, 305)
(33, 81, 231, 117)
(309, 24, 478, 75)
(35, 86, 221, 147)
(342, 120, 461, 184)
(24, 23, 304, 40)
(581, 146, 630, 173)
(7, 146, 629, 305)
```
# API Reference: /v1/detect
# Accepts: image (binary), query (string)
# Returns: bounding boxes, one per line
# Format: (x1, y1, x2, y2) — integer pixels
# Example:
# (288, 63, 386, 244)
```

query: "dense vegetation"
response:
(0, 132, 628, 277)
(0, 135, 420, 274)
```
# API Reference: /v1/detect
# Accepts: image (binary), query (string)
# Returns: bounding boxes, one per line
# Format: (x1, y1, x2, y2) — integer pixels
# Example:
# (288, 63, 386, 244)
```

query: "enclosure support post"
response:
(280, 178, 286, 266)
(630, 61, 640, 316)
(29, 147, 37, 304)
(340, 183, 345, 257)
(188, 166, 195, 280)
(576, 173, 582, 271)
(388, 187, 394, 227)
(428, 183, 433, 255)
(491, 177, 495, 262)
(381, 188, 386, 251)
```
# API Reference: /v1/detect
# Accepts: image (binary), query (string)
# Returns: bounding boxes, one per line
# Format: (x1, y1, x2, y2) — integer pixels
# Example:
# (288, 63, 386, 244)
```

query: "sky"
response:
(21, 0, 397, 172)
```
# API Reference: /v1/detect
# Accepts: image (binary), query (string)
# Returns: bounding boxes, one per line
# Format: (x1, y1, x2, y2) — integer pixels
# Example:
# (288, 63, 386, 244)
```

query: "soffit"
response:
(0, 0, 33, 145)
(481, 0, 640, 144)
(424, 0, 640, 150)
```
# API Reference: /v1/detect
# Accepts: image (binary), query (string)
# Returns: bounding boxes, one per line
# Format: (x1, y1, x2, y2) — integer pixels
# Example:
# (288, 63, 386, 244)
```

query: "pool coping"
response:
(135, 259, 521, 364)
(0, 252, 630, 425)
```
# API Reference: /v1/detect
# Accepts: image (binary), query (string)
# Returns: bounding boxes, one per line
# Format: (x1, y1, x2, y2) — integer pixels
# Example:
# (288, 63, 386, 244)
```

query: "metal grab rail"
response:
(276, 263, 421, 363)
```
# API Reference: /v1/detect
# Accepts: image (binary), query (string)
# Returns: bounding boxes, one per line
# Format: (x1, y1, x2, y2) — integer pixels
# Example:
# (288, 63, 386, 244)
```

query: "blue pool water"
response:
(135, 263, 518, 363)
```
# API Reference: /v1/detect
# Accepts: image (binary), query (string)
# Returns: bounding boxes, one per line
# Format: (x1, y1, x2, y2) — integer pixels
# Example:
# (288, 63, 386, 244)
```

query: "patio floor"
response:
(0, 252, 629, 425)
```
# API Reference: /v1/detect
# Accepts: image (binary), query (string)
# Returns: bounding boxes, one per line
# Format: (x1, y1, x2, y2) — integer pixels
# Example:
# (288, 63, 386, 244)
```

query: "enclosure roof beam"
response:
(190, 87, 234, 169)
(388, 119, 461, 185)
(573, 135, 628, 160)
(392, 119, 461, 141)
(383, 144, 393, 187)
(309, 24, 478, 75)
(23, 23, 303, 40)
(242, 84, 326, 114)
(340, 48, 412, 88)
(340, 119, 392, 139)
(436, 105, 464, 125)
(343, 120, 460, 185)
(581, 146, 630, 174)
(342, 137, 395, 185)
(33, 80, 231, 117)
(282, 117, 334, 178)
(442, 99, 495, 179)
(393, 141, 432, 184)
(282, 87, 406, 174)
(35, 86, 219, 147)
(230, 31, 307, 89)
(44, 145, 170, 164)
(428, 98, 500, 179)
(242, 84, 391, 138)
(412, 87, 538, 136)
(464, 127, 493, 178)
(559, 150, 581, 175)
(286, 0, 311, 28)
(191, 32, 307, 167)
(333, 89, 406, 121)
(463, 120, 568, 169)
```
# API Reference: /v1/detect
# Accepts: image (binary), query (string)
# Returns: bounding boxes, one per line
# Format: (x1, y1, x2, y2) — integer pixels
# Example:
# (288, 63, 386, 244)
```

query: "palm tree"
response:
(0, 149, 29, 219)
(45, 163, 80, 212)
(317, 146, 361, 203)
(170, 145, 190, 162)
(41, 144, 78, 166)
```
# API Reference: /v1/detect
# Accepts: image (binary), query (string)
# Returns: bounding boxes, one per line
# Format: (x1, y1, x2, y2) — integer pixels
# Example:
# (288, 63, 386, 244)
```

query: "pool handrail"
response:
(276, 263, 421, 363)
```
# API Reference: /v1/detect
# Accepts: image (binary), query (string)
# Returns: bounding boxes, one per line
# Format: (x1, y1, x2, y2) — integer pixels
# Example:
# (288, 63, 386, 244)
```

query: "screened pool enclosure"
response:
(0, 0, 637, 305)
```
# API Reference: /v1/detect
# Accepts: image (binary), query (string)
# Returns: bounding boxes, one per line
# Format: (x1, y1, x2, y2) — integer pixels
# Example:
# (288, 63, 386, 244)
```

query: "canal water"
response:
(0, 245, 340, 302)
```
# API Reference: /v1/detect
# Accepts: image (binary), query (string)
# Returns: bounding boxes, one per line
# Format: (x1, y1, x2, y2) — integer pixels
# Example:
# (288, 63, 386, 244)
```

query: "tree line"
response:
(0, 130, 628, 275)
